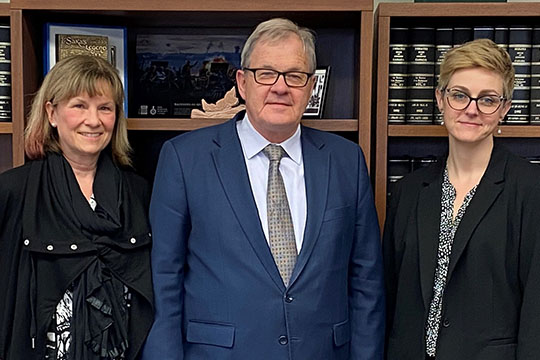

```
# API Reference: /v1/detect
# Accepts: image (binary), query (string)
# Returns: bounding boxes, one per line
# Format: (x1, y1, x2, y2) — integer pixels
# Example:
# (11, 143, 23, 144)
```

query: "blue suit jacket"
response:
(142, 114, 385, 359)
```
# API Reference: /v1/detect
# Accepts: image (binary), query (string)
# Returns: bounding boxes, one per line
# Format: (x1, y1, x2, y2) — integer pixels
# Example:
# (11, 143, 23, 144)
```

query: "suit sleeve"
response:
(349, 147, 385, 360)
(517, 181, 540, 359)
(141, 141, 191, 360)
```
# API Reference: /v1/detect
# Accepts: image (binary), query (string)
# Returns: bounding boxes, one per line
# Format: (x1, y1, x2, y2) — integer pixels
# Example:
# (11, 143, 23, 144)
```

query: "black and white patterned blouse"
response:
(425, 167, 478, 357)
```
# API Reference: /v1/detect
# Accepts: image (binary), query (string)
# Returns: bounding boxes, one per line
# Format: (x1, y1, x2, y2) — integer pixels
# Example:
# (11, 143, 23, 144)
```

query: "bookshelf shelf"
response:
(4, 0, 374, 175)
(377, 3, 540, 18)
(0, 122, 12, 133)
(127, 118, 359, 132)
(388, 125, 540, 138)
(0, 3, 9, 16)
(375, 2, 540, 226)
(10, 0, 372, 11)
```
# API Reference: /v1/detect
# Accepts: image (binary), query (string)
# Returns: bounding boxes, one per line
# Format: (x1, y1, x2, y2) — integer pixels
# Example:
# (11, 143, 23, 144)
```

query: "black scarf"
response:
(22, 152, 148, 359)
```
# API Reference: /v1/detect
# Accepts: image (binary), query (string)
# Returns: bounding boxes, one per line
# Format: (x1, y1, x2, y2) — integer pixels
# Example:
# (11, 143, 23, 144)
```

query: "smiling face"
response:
(45, 83, 116, 166)
(236, 34, 314, 143)
(436, 67, 511, 146)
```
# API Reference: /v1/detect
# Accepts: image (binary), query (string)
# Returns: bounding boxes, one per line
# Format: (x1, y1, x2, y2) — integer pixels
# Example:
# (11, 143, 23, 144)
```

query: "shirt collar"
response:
(238, 113, 302, 165)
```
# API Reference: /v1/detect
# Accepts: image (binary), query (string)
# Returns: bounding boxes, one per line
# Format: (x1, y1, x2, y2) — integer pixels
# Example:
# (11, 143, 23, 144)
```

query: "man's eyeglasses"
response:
(444, 88, 506, 115)
(243, 68, 313, 88)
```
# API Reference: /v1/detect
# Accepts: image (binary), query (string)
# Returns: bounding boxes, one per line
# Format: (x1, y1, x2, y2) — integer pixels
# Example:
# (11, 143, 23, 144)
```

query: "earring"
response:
(497, 128, 502, 135)
(51, 123, 57, 128)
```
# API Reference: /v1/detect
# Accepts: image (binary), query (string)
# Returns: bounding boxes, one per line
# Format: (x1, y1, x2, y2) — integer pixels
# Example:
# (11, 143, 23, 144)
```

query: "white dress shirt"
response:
(236, 114, 307, 253)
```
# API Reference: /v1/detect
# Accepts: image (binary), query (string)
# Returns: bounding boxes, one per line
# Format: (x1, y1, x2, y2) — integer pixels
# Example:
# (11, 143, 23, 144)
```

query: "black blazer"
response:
(383, 144, 540, 360)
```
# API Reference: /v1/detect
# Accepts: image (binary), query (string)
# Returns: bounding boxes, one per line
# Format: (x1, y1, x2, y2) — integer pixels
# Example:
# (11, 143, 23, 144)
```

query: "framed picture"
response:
(304, 66, 330, 118)
(44, 23, 128, 112)
(131, 32, 246, 118)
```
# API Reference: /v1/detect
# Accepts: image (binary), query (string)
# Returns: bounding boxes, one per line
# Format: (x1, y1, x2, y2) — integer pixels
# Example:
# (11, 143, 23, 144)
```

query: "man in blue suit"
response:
(142, 18, 384, 359)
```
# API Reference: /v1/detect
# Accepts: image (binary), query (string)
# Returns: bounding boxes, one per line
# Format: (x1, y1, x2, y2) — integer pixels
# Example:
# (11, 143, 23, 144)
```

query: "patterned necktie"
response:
(263, 144, 297, 286)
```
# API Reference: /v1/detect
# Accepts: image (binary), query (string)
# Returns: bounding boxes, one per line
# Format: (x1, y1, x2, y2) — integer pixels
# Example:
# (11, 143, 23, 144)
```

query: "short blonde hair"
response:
(241, 18, 317, 72)
(25, 55, 132, 166)
(438, 38, 515, 100)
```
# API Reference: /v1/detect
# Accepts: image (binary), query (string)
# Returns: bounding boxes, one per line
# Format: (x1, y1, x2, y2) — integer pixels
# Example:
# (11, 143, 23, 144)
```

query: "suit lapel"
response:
(446, 145, 506, 281)
(212, 118, 285, 291)
(417, 165, 444, 308)
(289, 128, 329, 287)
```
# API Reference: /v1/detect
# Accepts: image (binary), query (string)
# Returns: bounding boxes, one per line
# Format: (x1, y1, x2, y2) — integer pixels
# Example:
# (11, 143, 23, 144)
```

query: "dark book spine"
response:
(507, 26, 532, 124)
(473, 26, 495, 41)
(406, 27, 435, 124)
(494, 26, 509, 51)
(388, 27, 408, 124)
(0, 25, 10, 122)
(434, 27, 453, 124)
(531, 27, 540, 124)
(452, 27, 472, 47)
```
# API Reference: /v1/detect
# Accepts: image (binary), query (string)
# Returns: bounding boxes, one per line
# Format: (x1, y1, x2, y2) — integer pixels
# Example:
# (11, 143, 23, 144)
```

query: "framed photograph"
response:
(44, 23, 128, 112)
(304, 66, 330, 118)
(131, 33, 246, 118)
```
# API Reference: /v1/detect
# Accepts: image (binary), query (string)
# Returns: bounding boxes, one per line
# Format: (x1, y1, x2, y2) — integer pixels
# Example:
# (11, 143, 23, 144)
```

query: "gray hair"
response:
(241, 18, 317, 72)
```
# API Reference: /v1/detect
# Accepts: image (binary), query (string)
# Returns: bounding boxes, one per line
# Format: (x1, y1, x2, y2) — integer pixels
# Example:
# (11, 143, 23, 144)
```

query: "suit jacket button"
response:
(278, 335, 288, 345)
(285, 296, 293, 303)
(443, 318, 450, 328)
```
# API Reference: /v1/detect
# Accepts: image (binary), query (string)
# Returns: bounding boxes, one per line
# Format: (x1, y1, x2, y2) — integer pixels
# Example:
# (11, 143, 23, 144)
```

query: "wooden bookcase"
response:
(375, 2, 540, 226)
(4, 0, 374, 179)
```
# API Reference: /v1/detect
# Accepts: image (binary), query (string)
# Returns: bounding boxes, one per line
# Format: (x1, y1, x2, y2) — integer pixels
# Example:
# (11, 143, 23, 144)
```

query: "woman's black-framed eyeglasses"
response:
(243, 68, 313, 88)
(444, 88, 506, 115)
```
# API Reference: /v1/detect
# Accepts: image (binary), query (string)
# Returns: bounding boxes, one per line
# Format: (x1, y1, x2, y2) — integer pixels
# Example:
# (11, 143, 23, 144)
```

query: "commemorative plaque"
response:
(56, 34, 109, 62)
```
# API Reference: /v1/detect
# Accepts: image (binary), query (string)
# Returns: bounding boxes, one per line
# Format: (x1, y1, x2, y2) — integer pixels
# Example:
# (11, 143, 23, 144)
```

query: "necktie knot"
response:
(263, 144, 285, 163)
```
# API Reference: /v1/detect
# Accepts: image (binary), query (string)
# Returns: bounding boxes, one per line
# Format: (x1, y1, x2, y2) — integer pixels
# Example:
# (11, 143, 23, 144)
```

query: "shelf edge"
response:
(0, 122, 12, 134)
(127, 118, 359, 132)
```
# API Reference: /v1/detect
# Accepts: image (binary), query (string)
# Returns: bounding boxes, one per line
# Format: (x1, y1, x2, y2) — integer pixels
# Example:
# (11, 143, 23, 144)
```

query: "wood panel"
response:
(359, 11, 373, 170)
(378, 2, 540, 17)
(375, 15, 390, 227)
(0, 3, 9, 16)
(128, 118, 358, 131)
(11, 0, 372, 11)
(0, 122, 11, 133)
(10, 10, 25, 166)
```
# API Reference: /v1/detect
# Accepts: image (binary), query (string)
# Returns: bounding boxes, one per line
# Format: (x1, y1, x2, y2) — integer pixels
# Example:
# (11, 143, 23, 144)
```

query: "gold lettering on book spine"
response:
(56, 34, 109, 61)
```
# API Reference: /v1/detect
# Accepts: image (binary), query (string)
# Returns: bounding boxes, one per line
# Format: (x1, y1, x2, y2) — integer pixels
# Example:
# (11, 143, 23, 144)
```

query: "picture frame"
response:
(304, 66, 330, 118)
(44, 23, 128, 113)
(131, 32, 246, 118)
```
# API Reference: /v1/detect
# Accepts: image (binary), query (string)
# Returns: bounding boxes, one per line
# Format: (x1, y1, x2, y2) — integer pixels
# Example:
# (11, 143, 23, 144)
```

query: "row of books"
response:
(0, 23, 10, 122)
(387, 155, 540, 199)
(387, 156, 438, 198)
(388, 25, 540, 125)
